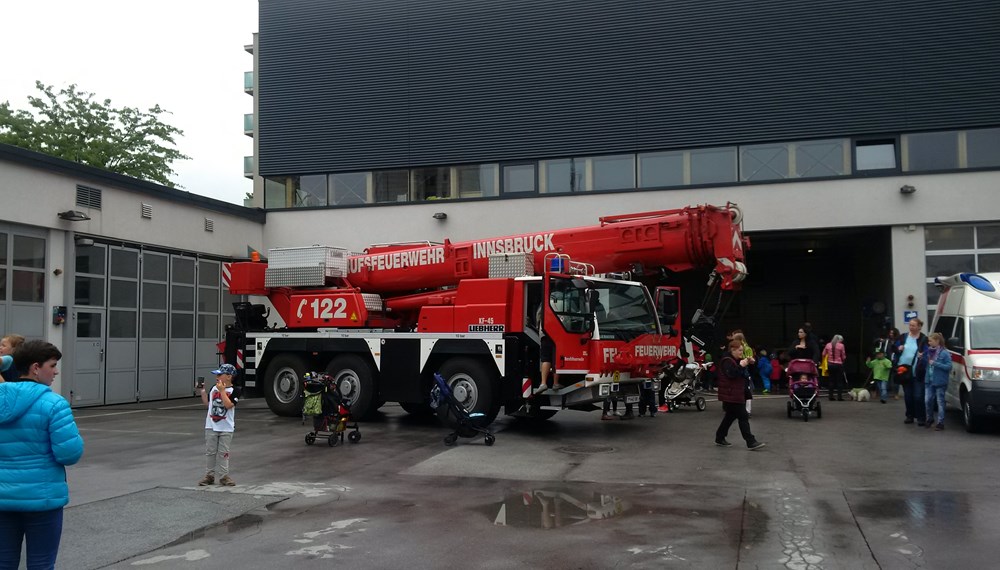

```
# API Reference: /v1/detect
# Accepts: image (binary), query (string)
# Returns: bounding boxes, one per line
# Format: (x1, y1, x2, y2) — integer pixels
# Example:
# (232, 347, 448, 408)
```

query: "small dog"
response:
(848, 387, 871, 402)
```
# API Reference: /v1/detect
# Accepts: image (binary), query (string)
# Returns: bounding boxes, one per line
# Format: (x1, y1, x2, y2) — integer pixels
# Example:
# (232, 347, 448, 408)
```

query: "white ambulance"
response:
(931, 272, 1000, 432)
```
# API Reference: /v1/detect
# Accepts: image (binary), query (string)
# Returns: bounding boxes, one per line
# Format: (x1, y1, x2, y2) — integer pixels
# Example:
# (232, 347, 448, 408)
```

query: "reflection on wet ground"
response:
(853, 490, 969, 524)
(487, 487, 630, 529)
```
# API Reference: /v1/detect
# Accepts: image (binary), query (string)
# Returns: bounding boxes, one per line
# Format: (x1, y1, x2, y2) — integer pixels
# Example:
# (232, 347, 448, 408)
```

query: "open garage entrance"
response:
(723, 226, 894, 385)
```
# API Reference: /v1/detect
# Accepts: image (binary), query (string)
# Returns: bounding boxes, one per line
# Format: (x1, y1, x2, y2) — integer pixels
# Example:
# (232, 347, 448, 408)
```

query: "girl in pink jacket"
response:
(823, 334, 847, 401)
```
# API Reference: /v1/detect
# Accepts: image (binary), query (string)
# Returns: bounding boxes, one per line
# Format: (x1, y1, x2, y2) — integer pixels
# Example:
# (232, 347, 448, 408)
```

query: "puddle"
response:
(164, 513, 264, 547)
(486, 487, 630, 529)
(852, 491, 970, 525)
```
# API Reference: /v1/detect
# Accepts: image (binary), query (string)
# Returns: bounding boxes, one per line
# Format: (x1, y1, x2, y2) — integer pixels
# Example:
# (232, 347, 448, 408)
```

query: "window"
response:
(638, 151, 683, 188)
(456, 164, 498, 198)
(590, 155, 634, 191)
(331, 172, 369, 205)
(966, 127, 1000, 168)
(925, 226, 973, 251)
(795, 139, 848, 177)
(905, 131, 959, 171)
(13, 236, 44, 269)
(295, 175, 328, 207)
(690, 147, 736, 185)
(979, 253, 1000, 272)
(374, 170, 409, 203)
(264, 177, 290, 208)
(855, 139, 897, 171)
(502, 164, 536, 194)
(925, 254, 974, 278)
(540, 158, 584, 193)
(143, 253, 168, 281)
(12, 235, 45, 303)
(740, 144, 789, 181)
(978, 226, 1000, 249)
(412, 167, 451, 200)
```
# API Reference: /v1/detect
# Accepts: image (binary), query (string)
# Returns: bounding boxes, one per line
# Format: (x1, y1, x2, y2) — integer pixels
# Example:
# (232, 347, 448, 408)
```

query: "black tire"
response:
(962, 395, 982, 433)
(436, 357, 501, 426)
(263, 354, 308, 417)
(400, 402, 435, 416)
(696, 397, 707, 411)
(485, 434, 496, 446)
(348, 430, 361, 444)
(786, 401, 793, 418)
(329, 433, 340, 447)
(305, 434, 316, 445)
(326, 354, 378, 420)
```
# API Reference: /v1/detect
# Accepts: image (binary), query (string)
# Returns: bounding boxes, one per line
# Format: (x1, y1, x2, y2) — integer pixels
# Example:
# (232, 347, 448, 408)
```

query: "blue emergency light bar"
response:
(961, 273, 996, 292)
(549, 258, 567, 273)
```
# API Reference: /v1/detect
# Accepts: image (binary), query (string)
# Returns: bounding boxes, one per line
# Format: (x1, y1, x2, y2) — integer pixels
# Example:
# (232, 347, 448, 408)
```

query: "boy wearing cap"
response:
(866, 349, 893, 404)
(198, 363, 239, 486)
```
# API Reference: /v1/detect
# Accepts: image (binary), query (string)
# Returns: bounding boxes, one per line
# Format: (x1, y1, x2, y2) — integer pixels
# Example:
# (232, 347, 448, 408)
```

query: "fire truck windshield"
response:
(591, 281, 660, 341)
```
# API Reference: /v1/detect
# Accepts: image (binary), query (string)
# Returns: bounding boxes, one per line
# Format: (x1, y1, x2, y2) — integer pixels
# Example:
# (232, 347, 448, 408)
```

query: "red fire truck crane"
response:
(223, 203, 748, 423)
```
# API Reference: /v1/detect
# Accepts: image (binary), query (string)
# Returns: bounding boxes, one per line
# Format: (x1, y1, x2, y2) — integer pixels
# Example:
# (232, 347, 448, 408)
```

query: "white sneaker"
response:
(532, 385, 549, 395)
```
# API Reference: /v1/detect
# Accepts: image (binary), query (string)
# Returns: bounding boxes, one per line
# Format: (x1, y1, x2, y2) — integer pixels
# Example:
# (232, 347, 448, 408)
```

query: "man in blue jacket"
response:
(0, 340, 84, 569)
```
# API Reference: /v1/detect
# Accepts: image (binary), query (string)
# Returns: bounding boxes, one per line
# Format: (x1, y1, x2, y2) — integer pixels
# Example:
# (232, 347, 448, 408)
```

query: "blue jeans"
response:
(925, 383, 947, 425)
(0, 508, 64, 570)
(903, 379, 926, 422)
(877, 380, 888, 401)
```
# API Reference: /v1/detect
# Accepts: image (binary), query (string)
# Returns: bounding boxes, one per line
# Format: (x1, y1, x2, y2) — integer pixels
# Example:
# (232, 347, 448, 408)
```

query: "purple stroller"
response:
(786, 359, 822, 421)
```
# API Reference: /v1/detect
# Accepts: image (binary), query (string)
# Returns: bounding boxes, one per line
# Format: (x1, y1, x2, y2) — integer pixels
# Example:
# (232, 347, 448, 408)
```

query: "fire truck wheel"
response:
(263, 354, 308, 417)
(437, 358, 500, 426)
(326, 354, 377, 420)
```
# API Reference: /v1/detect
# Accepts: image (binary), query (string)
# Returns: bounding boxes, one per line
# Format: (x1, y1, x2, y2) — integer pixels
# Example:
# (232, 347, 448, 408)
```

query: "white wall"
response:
(2, 162, 264, 258)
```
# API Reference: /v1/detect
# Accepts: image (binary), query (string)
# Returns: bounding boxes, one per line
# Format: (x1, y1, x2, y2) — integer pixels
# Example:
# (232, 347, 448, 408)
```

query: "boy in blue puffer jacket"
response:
(0, 340, 84, 569)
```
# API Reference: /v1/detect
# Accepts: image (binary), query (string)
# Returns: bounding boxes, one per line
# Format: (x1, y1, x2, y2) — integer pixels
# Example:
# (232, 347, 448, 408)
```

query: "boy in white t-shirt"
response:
(198, 363, 239, 486)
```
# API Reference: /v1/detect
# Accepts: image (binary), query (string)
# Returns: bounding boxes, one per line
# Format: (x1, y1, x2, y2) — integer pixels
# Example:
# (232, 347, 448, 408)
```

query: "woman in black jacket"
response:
(714, 340, 766, 450)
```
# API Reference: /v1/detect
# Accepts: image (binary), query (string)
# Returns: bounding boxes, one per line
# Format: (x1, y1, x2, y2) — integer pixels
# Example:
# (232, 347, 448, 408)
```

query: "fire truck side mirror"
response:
(656, 290, 679, 323)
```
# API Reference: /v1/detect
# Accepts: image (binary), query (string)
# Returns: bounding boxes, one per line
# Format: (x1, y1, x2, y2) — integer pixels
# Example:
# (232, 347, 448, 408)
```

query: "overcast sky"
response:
(1, 1, 257, 205)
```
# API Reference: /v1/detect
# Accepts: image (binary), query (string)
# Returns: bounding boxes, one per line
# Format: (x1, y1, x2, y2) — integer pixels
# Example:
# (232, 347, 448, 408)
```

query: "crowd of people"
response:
(703, 317, 953, 447)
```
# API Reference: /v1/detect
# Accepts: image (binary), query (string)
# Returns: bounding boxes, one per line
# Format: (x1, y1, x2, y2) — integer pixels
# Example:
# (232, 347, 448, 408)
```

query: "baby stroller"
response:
(430, 372, 495, 446)
(302, 372, 361, 446)
(660, 362, 707, 412)
(786, 359, 822, 421)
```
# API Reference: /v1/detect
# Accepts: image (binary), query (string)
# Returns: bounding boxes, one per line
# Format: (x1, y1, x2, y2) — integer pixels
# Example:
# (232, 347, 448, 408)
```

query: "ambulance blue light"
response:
(549, 258, 567, 273)
(961, 273, 996, 292)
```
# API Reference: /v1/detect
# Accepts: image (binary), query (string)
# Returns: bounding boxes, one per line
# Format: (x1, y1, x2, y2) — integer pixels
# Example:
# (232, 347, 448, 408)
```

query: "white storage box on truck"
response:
(931, 272, 1000, 432)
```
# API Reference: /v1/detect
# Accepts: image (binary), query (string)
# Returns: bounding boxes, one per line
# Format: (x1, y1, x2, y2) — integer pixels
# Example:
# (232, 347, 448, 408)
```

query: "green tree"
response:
(0, 81, 190, 187)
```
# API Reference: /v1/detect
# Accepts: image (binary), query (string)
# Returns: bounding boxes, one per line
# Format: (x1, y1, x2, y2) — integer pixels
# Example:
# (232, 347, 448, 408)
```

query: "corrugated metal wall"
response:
(258, 0, 1000, 176)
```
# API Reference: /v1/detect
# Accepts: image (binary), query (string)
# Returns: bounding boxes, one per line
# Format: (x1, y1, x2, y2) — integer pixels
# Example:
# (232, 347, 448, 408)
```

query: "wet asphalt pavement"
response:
(60, 393, 1000, 569)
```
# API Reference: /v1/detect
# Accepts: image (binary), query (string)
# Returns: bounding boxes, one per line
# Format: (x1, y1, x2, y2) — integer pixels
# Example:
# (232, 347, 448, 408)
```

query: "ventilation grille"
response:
(204, 218, 214, 232)
(76, 185, 102, 209)
(140, 203, 152, 219)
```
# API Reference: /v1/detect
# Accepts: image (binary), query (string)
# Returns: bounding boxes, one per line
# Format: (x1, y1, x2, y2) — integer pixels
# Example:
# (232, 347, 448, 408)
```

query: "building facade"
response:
(0, 144, 264, 404)
(250, 0, 1000, 366)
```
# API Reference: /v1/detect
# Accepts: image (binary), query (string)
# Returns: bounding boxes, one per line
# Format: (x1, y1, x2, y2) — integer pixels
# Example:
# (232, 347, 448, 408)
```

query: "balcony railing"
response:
(244, 156, 254, 179)
(244, 113, 253, 136)
(244, 71, 253, 95)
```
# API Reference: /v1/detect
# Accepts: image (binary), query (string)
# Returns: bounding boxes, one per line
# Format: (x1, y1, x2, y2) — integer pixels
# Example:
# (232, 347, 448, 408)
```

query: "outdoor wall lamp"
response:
(899, 184, 916, 195)
(58, 210, 91, 221)
(432, 212, 448, 220)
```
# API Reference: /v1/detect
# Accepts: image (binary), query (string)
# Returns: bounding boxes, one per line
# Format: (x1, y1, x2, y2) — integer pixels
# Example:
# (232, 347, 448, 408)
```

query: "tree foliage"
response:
(0, 81, 190, 187)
